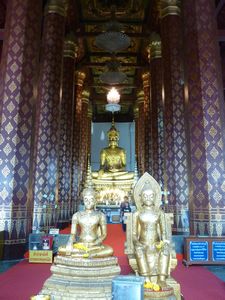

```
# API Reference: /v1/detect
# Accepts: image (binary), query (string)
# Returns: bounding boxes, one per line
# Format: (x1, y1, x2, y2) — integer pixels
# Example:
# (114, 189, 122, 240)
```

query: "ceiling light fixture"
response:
(105, 87, 121, 112)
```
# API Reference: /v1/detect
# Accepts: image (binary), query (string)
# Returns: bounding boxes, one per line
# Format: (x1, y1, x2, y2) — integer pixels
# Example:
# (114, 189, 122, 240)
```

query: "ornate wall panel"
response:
(32, 2, 66, 231)
(161, 3, 189, 233)
(183, 0, 225, 236)
(0, 0, 42, 257)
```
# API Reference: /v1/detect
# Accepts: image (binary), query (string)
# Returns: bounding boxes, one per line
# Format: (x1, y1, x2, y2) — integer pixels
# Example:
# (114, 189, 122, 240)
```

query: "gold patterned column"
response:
(160, 0, 189, 233)
(58, 35, 77, 225)
(80, 90, 90, 188)
(0, 0, 42, 258)
(137, 90, 145, 175)
(87, 103, 93, 156)
(183, 0, 225, 236)
(149, 34, 164, 185)
(133, 103, 139, 164)
(32, 0, 67, 232)
(142, 72, 152, 174)
(71, 72, 86, 212)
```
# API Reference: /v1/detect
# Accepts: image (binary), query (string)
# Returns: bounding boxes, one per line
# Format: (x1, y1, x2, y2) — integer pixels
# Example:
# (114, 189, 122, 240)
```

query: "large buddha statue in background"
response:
(92, 121, 133, 180)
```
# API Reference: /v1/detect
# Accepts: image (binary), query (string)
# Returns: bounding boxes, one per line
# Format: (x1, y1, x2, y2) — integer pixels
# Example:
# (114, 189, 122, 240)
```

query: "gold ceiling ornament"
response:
(82, 90, 90, 104)
(45, 0, 68, 17)
(142, 72, 150, 89)
(137, 90, 144, 104)
(75, 71, 86, 87)
(99, 59, 127, 85)
(95, 6, 131, 53)
(160, 0, 181, 18)
(63, 33, 78, 59)
(148, 33, 162, 60)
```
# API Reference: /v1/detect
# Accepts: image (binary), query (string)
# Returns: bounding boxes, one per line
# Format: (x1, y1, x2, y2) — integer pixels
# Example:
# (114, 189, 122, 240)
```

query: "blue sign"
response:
(190, 241, 208, 261)
(212, 241, 225, 261)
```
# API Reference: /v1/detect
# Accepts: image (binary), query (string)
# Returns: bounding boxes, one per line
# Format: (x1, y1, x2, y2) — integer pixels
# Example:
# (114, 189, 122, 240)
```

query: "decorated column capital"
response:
(63, 34, 78, 59)
(45, 0, 68, 17)
(160, 0, 181, 18)
(82, 90, 90, 104)
(148, 33, 162, 60)
(75, 71, 86, 87)
(137, 90, 145, 104)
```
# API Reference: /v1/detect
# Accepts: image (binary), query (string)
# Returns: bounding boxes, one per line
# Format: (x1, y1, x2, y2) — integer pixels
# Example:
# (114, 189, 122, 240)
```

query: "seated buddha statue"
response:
(58, 187, 113, 258)
(40, 186, 120, 299)
(92, 121, 133, 180)
(132, 173, 172, 290)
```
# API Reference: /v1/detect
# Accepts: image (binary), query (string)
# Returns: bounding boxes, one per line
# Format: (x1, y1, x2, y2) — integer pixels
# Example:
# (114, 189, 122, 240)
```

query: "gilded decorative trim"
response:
(82, 90, 90, 104)
(88, 104, 93, 118)
(137, 90, 144, 104)
(75, 71, 86, 86)
(142, 72, 150, 88)
(160, 0, 181, 18)
(63, 39, 78, 59)
(148, 33, 162, 60)
(45, 0, 68, 17)
(133, 103, 139, 118)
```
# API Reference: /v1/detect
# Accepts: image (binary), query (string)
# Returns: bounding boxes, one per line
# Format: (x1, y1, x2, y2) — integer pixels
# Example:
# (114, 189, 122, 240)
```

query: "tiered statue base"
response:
(40, 255, 121, 300)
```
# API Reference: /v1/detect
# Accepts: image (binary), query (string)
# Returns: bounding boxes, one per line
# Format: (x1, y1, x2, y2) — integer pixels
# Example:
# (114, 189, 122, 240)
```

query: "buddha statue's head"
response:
(107, 125, 119, 148)
(140, 181, 157, 208)
(83, 188, 96, 210)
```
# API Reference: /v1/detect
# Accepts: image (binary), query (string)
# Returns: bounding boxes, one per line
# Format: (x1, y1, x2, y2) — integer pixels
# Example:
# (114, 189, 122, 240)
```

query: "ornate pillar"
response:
(80, 90, 90, 186)
(32, 0, 66, 232)
(133, 103, 139, 169)
(161, 0, 189, 233)
(71, 72, 86, 212)
(142, 72, 153, 174)
(183, 0, 225, 236)
(0, 0, 42, 258)
(87, 103, 93, 156)
(136, 90, 145, 175)
(58, 35, 77, 224)
(149, 34, 164, 186)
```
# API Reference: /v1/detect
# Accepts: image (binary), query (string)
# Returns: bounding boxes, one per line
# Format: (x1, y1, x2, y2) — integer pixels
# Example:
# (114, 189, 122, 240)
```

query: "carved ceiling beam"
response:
(80, 19, 144, 25)
(75, 31, 149, 38)
(90, 84, 137, 89)
(88, 52, 139, 57)
(82, 62, 144, 68)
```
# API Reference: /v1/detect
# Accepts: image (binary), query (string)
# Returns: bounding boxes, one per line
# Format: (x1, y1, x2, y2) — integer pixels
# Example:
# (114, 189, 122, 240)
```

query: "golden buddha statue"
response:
(133, 186, 170, 289)
(124, 172, 181, 298)
(40, 187, 120, 299)
(92, 121, 133, 181)
(58, 187, 113, 258)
